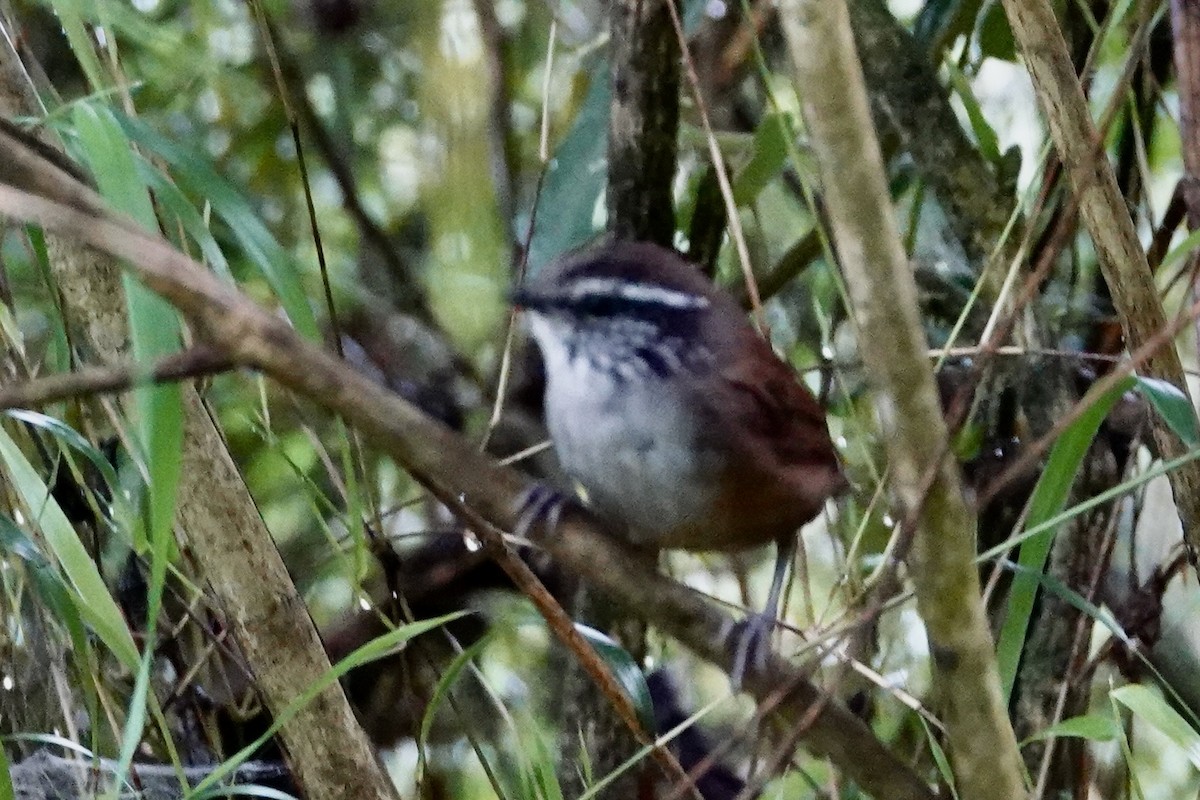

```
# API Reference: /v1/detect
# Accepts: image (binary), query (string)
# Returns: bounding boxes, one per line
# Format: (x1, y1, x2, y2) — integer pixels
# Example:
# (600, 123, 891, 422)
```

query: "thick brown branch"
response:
(0, 133, 934, 800)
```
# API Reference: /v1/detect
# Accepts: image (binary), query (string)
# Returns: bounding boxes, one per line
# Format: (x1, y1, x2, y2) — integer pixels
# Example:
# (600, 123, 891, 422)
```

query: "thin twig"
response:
(0, 346, 234, 409)
(479, 22, 558, 453)
(662, 0, 765, 328)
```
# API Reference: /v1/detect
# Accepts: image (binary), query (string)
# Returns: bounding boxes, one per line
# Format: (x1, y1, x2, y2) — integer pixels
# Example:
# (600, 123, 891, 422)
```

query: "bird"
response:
(512, 239, 846, 684)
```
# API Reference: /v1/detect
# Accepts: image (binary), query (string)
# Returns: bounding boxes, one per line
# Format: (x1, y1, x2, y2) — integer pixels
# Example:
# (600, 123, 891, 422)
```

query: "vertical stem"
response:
(1003, 0, 1200, 563)
(780, 1, 1026, 796)
(607, 0, 681, 245)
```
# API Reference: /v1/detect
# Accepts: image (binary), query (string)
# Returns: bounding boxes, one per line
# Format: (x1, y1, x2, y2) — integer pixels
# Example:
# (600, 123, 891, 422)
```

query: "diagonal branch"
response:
(0, 346, 233, 409)
(0, 127, 935, 800)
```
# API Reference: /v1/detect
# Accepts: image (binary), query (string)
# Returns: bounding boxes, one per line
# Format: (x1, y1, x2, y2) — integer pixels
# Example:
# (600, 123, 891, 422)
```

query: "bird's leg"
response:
(512, 483, 572, 541)
(729, 533, 795, 689)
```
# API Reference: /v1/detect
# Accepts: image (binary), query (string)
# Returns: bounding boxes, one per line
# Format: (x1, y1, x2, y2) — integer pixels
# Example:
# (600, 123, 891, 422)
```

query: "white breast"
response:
(527, 313, 721, 544)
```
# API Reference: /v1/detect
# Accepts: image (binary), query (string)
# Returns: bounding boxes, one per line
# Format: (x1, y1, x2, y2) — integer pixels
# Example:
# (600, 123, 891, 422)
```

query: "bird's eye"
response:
(573, 293, 628, 318)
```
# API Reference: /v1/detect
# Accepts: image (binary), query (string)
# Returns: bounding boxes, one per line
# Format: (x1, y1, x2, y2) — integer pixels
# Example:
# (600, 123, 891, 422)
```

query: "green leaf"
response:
(977, 1, 1017, 62)
(73, 102, 183, 558)
(1021, 714, 1120, 745)
(137, 161, 233, 280)
(190, 787, 298, 800)
(913, 0, 980, 48)
(523, 69, 610, 276)
(1135, 375, 1200, 447)
(48, 0, 107, 92)
(417, 632, 494, 779)
(109, 113, 320, 342)
(187, 612, 470, 798)
(1002, 560, 1135, 651)
(0, 738, 13, 800)
(0, 425, 138, 667)
(573, 623, 655, 733)
(732, 112, 792, 206)
(5, 410, 120, 499)
(418, 633, 491, 746)
(74, 102, 184, 796)
(22, 225, 71, 373)
(0, 511, 103, 758)
(919, 716, 959, 800)
(996, 376, 1135, 703)
(945, 62, 1002, 163)
(0, 513, 85, 638)
(1160, 226, 1200, 274)
(1112, 684, 1200, 770)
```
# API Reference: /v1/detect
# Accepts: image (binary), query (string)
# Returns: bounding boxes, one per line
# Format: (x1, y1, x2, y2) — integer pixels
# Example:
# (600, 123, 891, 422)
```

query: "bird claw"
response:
(513, 483, 570, 541)
(728, 611, 775, 690)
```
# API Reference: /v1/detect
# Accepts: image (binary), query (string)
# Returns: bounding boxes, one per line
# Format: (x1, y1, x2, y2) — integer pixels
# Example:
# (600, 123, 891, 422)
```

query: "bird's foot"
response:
(512, 483, 572, 541)
(728, 610, 777, 690)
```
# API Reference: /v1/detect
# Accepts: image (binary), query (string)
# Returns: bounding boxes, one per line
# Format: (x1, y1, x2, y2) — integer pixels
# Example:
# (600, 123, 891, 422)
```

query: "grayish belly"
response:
(543, 361, 722, 545)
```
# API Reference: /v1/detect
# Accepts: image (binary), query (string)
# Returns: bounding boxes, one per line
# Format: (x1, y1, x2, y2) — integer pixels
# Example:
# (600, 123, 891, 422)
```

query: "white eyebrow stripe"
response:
(569, 278, 710, 309)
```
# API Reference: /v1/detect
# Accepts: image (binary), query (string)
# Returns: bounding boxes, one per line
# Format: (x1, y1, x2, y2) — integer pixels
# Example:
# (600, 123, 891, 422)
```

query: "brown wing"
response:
(712, 333, 847, 520)
(719, 335, 839, 466)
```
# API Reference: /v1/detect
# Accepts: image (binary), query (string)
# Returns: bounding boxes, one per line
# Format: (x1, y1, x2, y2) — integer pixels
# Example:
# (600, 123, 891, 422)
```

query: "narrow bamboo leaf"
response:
(1107, 691, 1150, 800)
(522, 69, 610, 276)
(1021, 714, 1120, 745)
(0, 739, 13, 800)
(521, 0, 706, 275)
(1112, 684, 1200, 770)
(996, 376, 1134, 703)
(23, 225, 71, 374)
(919, 717, 959, 800)
(1160, 226, 1200, 274)
(1002, 557, 1200, 737)
(913, 0, 978, 47)
(47, 1, 107, 91)
(579, 691, 728, 800)
(945, 62, 1002, 163)
(191, 787, 298, 800)
(109, 113, 320, 341)
(187, 612, 469, 797)
(72, 105, 181, 791)
(523, 728, 564, 800)
(732, 112, 791, 206)
(6, 410, 119, 494)
(137, 162, 233, 279)
(978, 444, 1200, 566)
(1002, 560, 1135, 650)
(73, 102, 183, 565)
(5, 733, 98, 757)
(110, 647, 155, 800)
(0, 426, 138, 667)
(1135, 375, 1200, 447)
(573, 622, 655, 733)
(48, 0, 185, 59)
(417, 633, 494, 776)
(0, 512, 103, 753)
(977, 2, 1017, 62)
(74, 103, 157, 227)
(0, 513, 86, 642)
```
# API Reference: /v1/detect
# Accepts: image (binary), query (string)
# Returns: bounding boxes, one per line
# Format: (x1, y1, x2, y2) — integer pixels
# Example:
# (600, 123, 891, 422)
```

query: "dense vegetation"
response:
(4, 0, 1200, 798)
